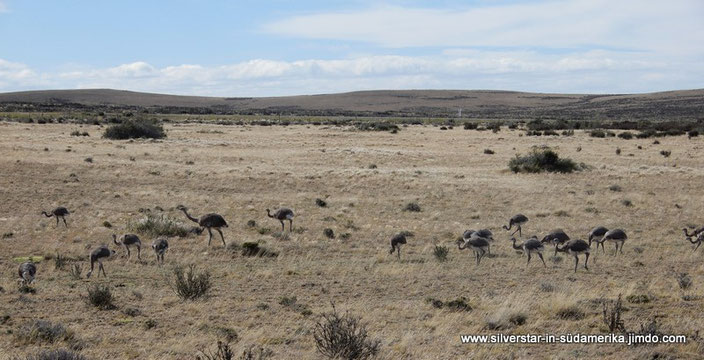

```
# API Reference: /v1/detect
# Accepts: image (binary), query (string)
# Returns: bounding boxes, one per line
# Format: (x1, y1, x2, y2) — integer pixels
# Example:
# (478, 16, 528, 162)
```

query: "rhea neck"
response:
(266, 209, 274, 218)
(511, 238, 522, 250)
(42, 211, 53, 217)
(180, 208, 199, 223)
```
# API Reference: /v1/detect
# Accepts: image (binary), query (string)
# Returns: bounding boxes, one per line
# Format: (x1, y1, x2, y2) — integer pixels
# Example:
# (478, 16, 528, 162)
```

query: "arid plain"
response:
(1, 121, 704, 359)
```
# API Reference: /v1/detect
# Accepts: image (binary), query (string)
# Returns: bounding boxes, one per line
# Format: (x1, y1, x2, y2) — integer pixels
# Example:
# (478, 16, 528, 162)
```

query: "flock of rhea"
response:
(16, 205, 295, 285)
(14, 204, 704, 286)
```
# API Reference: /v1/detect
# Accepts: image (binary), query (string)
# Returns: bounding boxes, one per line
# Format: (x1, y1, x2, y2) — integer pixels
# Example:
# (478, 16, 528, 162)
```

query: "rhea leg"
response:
(99, 261, 106, 277)
(207, 227, 213, 246)
(216, 228, 225, 246)
(694, 241, 701, 252)
(136, 245, 141, 260)
(62, 216, 68, 227)
(584, 253, 590, 270)
(538, 252, 546, 267)
(55, 216, 59, 227)
(125, 246, 131, 259)
(397, 246, 401, 260)
(618, 241, 624, 254)
(289, 219, 293, 232)
(280, 220, 285, 232)
(526, 252, 532, 266)
(573, 255, 579, 273)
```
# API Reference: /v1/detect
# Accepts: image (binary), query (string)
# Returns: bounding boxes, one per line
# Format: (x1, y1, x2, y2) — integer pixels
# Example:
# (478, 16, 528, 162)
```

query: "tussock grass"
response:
(129, 213, 192, 238)
(171, 265, 212, 301)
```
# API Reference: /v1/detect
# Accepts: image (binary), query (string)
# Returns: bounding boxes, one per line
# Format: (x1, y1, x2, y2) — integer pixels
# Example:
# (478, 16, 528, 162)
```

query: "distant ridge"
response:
(1, 88, 703, 120)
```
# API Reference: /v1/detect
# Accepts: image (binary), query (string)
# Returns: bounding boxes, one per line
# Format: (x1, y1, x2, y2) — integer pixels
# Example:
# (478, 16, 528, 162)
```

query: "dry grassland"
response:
(1, 121, 704, 359)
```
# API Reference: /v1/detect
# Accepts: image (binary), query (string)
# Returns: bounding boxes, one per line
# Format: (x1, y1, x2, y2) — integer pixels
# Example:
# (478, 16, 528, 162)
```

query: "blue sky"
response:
(1, 0, 702, 96)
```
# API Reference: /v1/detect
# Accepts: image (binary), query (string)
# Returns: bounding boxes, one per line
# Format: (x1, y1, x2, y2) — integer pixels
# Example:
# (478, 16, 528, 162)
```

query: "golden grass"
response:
(1, 121, 704, 359)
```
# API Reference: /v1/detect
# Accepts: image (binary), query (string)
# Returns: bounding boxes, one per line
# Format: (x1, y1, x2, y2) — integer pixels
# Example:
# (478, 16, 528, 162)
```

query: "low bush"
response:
(86, 284, 116, 310)
(313, 306, 380, 360)
(433, 245, 449, 262)
(508, 148, 581, 173)
(172, 265, 212, 300)
(15, 320, 76, 345)
(103, 119, 166, 140)
(129, 213, 191, 238)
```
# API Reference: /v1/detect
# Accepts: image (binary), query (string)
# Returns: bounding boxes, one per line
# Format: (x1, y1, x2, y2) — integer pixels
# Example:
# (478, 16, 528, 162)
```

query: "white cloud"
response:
(263, 0, 704, 57)
(1, 52, 700, 96)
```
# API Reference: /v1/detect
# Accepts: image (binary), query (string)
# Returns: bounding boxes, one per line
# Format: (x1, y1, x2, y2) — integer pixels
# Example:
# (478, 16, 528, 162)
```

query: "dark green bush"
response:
(87, 284, 116, 310)
(313, 307, 380, 360)
(618, 132, 633, 139)
(590, 130, 606, 138)
(509, 148, 581, 173)
(103, 119, 166, 140)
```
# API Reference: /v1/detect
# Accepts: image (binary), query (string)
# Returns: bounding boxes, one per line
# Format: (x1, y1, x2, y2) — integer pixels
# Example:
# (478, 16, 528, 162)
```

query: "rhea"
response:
(18, 261, 37, 285)
(541, 229, 570, 256)
(503, 214, 528, 237)
(588, 226, 609, 253)
(601, 229, 627, 255)
(151, 238, 169, 264)
(683, 228, 704, 252)
(463, 229, 493, 254)
(556, 239, 590, 273)
(266, 208, 294, 232)
(41, 206, 70, 227)
(86, 245, 116, 278)
(113, 233, 142, 260)
(457, 235, 490, 265)
(512, 236, 546, 267)
(177, 205, 228, 247)
(389, 233, 407, 260)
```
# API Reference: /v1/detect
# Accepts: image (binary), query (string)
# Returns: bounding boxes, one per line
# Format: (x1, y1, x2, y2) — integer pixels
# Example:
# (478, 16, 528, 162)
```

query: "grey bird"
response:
(151, 238, 169, 264)
(41, 206, 70, 227)
(601, 229, 628, 255)
(556, 239, 591, 273)
(177, 205, 228, 247)
(503, 214, 528, 237)
(457, 236, 490, 265)
(541, 229, 570, 256)
(113, 233, 142, 260)
(86, 245, 116, 278)
(463, 229, 494, 255)
(587, 226, 609, 253)
(389, 233, 407, 260)
(267, 208, 294, 232)
(18, 261, 37, 285)
(512, 236, 546, 267)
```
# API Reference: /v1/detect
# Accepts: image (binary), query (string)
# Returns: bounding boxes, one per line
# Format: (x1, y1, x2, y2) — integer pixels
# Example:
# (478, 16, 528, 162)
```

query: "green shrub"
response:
(103, 119, 166, 140)
(590, 130, 606, 138)
(508, 148, 581, 173)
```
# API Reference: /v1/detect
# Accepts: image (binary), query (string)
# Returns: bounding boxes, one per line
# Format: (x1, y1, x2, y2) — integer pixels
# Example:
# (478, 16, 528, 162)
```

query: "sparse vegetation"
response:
(15, 320, 76, 346)
(403, 202, 421, 212)
(13, 349, 87, 360)
(602, 294, 626, 332)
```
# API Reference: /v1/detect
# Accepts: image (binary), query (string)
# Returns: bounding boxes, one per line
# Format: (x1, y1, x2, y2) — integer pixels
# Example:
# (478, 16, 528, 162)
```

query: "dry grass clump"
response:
(172, 265, 212, 301)
(509, 148, 581, 173)
(602, 294, 626, 332)
(240, 242, 278, 258)
(103, 119, 166, 140)
(432, 245, 449, 262)
(15, 320, 77, 346)
(313, 306, 380, 360)
(12, 349, 87, 360)
(485, 305, 528, 330)
(86, 284, 117, 310)
(555, 304, 585, 320)
(129, 213, 192, 238)
(426, 296, 471, 312)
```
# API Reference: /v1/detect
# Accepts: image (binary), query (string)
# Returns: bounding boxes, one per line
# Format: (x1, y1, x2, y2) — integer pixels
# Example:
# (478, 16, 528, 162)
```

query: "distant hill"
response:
(1, 88, 703, 120)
